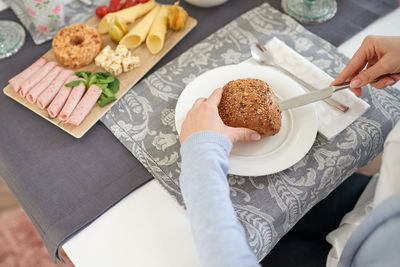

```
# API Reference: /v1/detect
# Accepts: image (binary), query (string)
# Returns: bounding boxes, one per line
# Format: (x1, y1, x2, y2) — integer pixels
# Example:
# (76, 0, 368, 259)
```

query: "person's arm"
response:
(178, 88, 261, 267)
(332, 35, 400, 97)
(180, 131, 259, 267)
(373, 121, 400, 208)
(327, 122, 400, 267)
(338, 194, 400, 267)
(332, 35, 400, 266)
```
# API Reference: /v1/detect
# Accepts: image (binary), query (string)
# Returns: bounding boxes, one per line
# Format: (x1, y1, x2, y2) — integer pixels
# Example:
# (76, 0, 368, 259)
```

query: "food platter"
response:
(175, 64, 318, 176)
(3, 13, 197, 138)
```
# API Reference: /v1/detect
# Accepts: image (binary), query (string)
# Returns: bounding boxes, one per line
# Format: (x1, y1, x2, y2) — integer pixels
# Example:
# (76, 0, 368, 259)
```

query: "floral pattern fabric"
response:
(4, 0, 108, 45)
(100, 3, 400, 260)
(5, 0, 64, 44)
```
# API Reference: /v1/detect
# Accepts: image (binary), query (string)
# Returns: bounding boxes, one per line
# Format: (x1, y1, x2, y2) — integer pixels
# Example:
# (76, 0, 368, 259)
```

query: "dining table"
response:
(0, 0, 399, 266)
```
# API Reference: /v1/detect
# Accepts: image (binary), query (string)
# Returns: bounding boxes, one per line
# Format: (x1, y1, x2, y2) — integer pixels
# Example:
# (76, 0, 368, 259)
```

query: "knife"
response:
(279, 75, 397, 110)
(279, 82, 352, 111)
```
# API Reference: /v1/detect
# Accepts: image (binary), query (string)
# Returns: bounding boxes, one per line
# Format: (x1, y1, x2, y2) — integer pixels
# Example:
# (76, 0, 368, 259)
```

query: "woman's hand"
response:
(332, 35, 400, 97)
(179, 88, 261, 144)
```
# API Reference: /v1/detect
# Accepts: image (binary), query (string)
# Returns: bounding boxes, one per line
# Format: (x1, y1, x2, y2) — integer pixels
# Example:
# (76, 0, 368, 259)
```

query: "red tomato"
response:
(138, 0, 149, 3)
(95, 5, 109, 18)
(124, 0, 139, 8)
(109, 0, 124, 12)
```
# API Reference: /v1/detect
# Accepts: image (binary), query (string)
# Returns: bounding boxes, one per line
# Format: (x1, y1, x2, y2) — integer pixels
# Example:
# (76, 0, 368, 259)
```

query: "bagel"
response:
(52, 24, 102, 69)
(218, 78, 282, 137)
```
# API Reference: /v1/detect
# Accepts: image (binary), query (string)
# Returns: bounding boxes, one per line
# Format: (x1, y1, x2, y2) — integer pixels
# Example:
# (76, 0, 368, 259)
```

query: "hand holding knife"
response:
(279, 79, 378, 111)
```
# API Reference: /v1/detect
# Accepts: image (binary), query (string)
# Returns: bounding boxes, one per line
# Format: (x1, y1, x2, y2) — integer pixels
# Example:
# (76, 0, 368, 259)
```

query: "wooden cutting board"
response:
(3, 14, 197, 138)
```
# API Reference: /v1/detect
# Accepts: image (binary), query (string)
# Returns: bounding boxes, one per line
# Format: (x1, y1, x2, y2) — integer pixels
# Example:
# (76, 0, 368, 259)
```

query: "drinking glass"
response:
(281, 0, 337, 24)
(0, 20, 25, 60)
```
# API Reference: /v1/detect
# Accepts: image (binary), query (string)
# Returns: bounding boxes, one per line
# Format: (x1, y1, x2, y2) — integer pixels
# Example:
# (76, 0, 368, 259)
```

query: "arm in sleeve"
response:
(373, 121, 400, 207)
(338, 122, 400, 266)
(180, 131, 260, 267)
(338, 194, 400, 267)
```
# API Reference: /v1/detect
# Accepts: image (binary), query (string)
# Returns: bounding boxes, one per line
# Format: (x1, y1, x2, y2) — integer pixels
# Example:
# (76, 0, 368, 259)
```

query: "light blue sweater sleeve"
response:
(338, 194, 400, 267)
(179, 131, 260, 267)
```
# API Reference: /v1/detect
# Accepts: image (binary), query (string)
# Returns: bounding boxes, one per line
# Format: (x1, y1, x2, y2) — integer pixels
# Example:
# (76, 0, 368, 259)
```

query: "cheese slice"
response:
(98, 0, 156, 34)
(146, 5, 169, 54)
(120, 5, 161, 49)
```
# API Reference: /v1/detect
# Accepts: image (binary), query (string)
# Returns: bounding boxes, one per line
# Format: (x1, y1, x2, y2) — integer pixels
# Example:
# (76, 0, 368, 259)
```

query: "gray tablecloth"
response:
(0, 0, 397, 262)
(101, 2, 400, 261)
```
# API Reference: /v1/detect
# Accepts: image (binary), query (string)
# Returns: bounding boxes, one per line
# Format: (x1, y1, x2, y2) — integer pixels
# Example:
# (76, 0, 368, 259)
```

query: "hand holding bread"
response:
(218, 78, 281, 137)
(179, 88, 261, 145)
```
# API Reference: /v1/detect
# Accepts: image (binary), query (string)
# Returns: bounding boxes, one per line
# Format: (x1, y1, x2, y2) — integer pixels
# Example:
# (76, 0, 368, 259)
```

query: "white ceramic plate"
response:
(175, 64, 318, 176)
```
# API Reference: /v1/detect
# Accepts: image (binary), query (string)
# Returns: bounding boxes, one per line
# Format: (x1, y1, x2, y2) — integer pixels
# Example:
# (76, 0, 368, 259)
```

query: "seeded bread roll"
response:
(218, 78, 281, 137)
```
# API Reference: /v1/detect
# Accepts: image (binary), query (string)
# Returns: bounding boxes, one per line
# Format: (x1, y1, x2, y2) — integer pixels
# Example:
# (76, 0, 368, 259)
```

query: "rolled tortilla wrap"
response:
(146, 5, 168, 54)
(120, 5, 160, 49)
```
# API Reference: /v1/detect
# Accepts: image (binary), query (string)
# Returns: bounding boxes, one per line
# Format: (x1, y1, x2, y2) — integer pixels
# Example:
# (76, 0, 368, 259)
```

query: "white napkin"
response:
(0, 0, 8, 12)
(241, 37, 370, 140)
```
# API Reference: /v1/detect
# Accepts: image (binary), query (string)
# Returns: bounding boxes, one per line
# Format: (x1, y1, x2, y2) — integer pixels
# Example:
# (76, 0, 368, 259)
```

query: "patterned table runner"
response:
(101, 3, 400, 259)
(1, 0, 398, 262)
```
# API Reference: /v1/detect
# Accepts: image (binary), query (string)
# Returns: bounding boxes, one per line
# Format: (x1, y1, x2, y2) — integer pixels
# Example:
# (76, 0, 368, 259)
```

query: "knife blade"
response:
(279, 76, 389, 110)
(279, 82, 350, 111)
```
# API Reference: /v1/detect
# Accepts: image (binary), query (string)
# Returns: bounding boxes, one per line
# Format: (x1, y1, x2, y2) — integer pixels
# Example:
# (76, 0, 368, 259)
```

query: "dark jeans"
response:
(261, 173, 372, 267)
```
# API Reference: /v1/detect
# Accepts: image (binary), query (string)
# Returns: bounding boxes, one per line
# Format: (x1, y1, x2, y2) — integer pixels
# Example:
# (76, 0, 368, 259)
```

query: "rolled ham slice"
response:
(27, 66, 63, 104)
(37, 69, 74, 109)
(66, 84, 102, 126)
(9, 57, 47, 93)
(19, 61, 58, 97)
(47, 75, 77, 118)
(58, 79, 86, 121)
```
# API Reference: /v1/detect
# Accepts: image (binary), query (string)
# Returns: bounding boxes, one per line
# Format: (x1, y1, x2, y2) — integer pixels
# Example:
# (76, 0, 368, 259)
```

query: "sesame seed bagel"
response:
(218, 78, 282, 137)
(52, 24, 102, 69)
